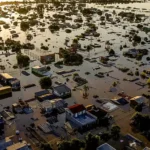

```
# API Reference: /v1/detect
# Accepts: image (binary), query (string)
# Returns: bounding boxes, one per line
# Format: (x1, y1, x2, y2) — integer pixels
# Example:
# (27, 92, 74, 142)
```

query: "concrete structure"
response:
(52, 84, 71, 98)
(66, 104, 97, 128)
(32, 66, 52, 76)
(130, 96, 145, 106)
(97, 143, 116, 150)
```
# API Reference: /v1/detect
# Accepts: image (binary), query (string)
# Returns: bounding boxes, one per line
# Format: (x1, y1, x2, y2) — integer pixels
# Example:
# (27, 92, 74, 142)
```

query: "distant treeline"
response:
(0, 0, 145, 6)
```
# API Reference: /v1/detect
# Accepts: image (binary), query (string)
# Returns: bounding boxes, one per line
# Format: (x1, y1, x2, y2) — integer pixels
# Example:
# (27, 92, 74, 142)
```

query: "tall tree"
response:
(85, 133, 100, 150)
(71, 139, 85, 150)
(58, 141, 71, 150)
(111, 125, 120, 139)
(39, 77, 52, 89)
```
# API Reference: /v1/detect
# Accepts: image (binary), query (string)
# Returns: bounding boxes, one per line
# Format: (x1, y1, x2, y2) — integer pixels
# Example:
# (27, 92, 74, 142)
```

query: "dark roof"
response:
(68, 104, 85, 114)
(35, 90, 50, 97)
(89, 108, 107, 118)
(53, 84, 70, 94)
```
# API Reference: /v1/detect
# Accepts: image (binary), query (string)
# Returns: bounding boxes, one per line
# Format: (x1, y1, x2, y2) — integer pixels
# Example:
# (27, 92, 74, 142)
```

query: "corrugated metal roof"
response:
(0, 73, 13, 79)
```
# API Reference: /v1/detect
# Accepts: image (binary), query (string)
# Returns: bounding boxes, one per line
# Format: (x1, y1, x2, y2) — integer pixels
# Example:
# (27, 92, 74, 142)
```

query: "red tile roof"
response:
(68, 104, 85, 114)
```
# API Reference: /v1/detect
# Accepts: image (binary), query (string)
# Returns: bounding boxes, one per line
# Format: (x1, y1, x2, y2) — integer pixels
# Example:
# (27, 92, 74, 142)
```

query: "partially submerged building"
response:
(130, 96, 145, 106)
(32, 66, 52, 77)
(0, 73, 20, 90)
(52, 84, 71, 98)
(40, 53, 55, 64)
(66, 104, 97, 129)
(35, 90, 57, 102)
(0, 86, 12, 99)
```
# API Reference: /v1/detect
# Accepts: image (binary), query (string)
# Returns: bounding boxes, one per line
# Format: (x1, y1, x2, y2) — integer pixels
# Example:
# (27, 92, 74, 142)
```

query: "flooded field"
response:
(0, 2, 149, 105)
(0, 2, 150, 146)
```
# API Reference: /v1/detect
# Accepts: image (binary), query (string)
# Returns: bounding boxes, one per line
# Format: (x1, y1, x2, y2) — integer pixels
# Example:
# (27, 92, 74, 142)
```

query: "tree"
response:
(111, 125, 120, 139)
(70, 139, 85, 150)
(85, 133, 100, 150)
(83, 85, 89, 98)
(135, 70, 139, 76)
(41, 143, 52, 150)
(135, 104, 143, 112)
(20, 21, 29, 31)
(58, 141, 71, 150)
(101, 132, 110, 141)
(112, 82, 117, 87)
(147, 78, 150, 87)
(16, 54, 30, 67)
(140, 72, 146, 79)
(73, 73, 79, 80)
(109, 49, 115, 56)
(39, 77, 52, 89)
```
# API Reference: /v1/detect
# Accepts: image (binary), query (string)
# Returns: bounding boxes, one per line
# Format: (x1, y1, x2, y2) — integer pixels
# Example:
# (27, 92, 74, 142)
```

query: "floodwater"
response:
(0, 1, 150, 132)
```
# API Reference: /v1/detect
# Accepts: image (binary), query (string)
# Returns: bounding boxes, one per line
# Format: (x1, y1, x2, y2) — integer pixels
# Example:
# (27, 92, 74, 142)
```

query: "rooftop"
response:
(130, 96, 143, 101)
(7, 141, 28, 150)
(0, 86, 11, 91)
(102, 102, 118, 112)
(69, 104, 85, 114)
(89, 107, 107, 118)
(0, 73, 13, 79)
(73, 113, 96, 126)
(32, 66, 41, 69)
(97, 143, 116, 150)
(53, 84, 71, 94)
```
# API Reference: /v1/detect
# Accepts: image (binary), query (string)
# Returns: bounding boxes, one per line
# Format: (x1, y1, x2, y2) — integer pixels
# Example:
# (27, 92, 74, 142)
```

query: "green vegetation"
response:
(131, 113, 150, 140)
(20, 21, 29, 31)
(147, 78, 150, 87)
(16, 7, 30, 14)
(16, 54, 30, 67)
(108, 49, 115, 56)
(118, 67, 129, 72)
(140, 72, 147, 79)
(83, 85, 89, 98)
(49, 23, 60, 32)
(58, 139, 85, 150)
(112, 82, 117, 87)
(111, 125, 120, 139)
(85, 133, 100, 150)
(135, 104, 143, 112)
(135, 70, 139, 76)
(40, 143, 52, 150)
(59, 48, 83, 66)
(39, 77, 52, 89)
(0, 20, 6, 25)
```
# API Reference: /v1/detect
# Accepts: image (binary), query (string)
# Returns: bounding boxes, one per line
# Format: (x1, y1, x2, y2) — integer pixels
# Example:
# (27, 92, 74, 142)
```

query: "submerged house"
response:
(125, 49, 139, 57)
(130, 96, 145, 106)
(66, 104, 97, 129)
(32, 66, 52, 76)
(40, 53, 55, 64)
(52, 84, 71, 98)
(0, 73, 20, 90)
